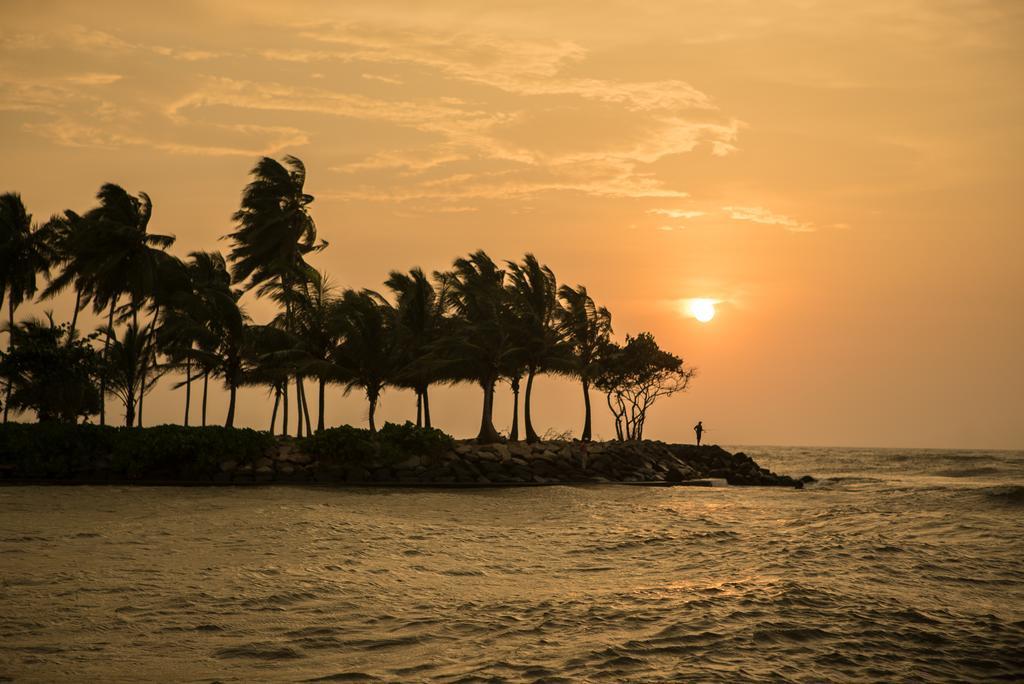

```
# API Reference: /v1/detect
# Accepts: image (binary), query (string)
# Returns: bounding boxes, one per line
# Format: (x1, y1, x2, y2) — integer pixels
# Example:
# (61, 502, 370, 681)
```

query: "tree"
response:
(242, 324, 295, 434)
(39, 209, 96, 340)
(441, 251, 514, 444)
(76, 184, 175, 425)
(0, 314, 102, 423)
(505, 254, 560, 442)
(0, 193, 54, 422)
(274, 267, 338, 434)
(226, 156, 324, 435)
(558, 284, 612, 442)
(385, 267, 447, 429)
(101, 322, 163, 428)
(159, 251, 243, 428)
(595, 332, 695, 440)
(329, 289, 398, 433)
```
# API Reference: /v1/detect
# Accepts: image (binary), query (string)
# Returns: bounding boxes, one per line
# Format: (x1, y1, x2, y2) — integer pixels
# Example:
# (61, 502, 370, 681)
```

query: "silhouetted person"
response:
(694, 421, 704, 446)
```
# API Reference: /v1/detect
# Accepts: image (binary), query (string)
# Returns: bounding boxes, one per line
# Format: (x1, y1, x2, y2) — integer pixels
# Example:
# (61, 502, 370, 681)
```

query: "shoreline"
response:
(0, 423, 812, 489)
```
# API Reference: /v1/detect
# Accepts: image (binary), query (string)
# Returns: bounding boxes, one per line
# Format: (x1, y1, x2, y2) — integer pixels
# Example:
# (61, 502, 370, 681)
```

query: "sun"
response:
(686, 298, 717, 323)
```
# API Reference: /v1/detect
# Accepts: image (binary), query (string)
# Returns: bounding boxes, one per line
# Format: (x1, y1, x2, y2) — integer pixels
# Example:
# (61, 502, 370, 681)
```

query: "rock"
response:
(346, 466, 371, 483)
(220, 460, 237, 473)
(799, 475, 817, 484)
(665, 465, 698, 483)
(254, 457, 274, 470)
(394, 455, 420, 470)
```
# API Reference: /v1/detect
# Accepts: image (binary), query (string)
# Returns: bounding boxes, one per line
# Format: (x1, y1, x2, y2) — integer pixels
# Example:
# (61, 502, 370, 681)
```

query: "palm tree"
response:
(242, 323, 295, 434)
(159, 251, 234, 427)
(329, 289, 397, 433)
(102, 322, 162, 428)
(385, 267, 447, 429)
(442, 251, 514, 444)
(558, 284, 612, 442)
(77, 184, 175, 425)
(287, 268, 339, 433)
(39, 209, 96, 340)
(226, 156, 324, 433)
(0, 193, 54, 422)
(505, 254, 560, 442)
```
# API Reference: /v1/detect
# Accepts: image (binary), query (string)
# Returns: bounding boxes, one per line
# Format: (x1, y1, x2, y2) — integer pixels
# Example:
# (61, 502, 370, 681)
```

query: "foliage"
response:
(594, 332, 695, 440)
(2, 155, 697, 441)
(0, 423, 273, 480)
(0, 315, 102, 422)
(299, 421, 454, 469)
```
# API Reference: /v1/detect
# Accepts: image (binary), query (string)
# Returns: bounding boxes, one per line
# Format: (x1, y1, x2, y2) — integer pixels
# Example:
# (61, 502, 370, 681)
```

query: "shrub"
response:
(299, 421, 454, 469)
(0, 423, 274, 480)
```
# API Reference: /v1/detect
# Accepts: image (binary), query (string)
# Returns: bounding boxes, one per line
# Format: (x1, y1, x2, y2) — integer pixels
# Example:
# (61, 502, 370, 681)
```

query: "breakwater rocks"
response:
(224, 439, 809, 488)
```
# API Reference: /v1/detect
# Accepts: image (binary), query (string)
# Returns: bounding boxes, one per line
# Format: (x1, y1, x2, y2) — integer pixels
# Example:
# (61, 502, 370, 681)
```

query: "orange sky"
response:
(2, 1, 1021, 448)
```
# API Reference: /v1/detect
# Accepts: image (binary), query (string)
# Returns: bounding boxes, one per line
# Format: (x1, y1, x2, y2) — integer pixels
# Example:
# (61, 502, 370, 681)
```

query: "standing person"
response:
(694, 420, 704, 446)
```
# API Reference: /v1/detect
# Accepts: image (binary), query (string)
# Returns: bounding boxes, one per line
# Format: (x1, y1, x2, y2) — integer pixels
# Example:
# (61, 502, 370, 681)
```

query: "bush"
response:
(299, 421, 454, 469)
(0, 423, 274, 480)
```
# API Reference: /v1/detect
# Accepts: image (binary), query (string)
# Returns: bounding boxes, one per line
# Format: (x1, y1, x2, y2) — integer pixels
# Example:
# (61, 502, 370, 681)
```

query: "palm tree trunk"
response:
(201, 370, 209, 427)
(423, 386, 431, 429)
(136, 304, 161, 428)
(295, 376, 304, 438)
(416, 390, 422, 428)
(282, 380, 289, 436)
(299, 377, 312, 436)
(69, 287, 82, 341)
(524, 367, 539, 443)
(509, 375, 521, 442)
(183, 354, 192, 427)
(368, 391, 378, 433)
(125, 390, 135, 428)
(581, 379, 592, 442)
(476, 379, 500, 444)
(225, 384, 236, 428)
(269, 385, 281, 433)
(317, 378, 325, 433)
(3, 299, 14, 423)
(99, 296, 118, 427)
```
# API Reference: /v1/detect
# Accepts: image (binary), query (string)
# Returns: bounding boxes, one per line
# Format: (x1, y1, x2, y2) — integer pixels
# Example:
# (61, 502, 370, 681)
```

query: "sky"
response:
(1, 0, 1021, 449)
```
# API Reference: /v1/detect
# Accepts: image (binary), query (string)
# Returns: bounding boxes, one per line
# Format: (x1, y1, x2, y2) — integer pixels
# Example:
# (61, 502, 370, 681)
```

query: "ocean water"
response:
(1, 446, 1022, 682)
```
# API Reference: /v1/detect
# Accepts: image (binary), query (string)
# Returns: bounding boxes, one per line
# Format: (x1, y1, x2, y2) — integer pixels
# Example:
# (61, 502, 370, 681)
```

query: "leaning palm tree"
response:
(158, 251, 233, 427)
(329, 289, 398, 433)
(385, 267, 447, 429)
(558, 284, 612, 442)
(505, 254, 560, 442)
(441, 250, 515, 444)
(225, 156, 324, 432)
(38, 209, 96, 339)
(77, 184, 175, 425)
(0, 193, 55, 422)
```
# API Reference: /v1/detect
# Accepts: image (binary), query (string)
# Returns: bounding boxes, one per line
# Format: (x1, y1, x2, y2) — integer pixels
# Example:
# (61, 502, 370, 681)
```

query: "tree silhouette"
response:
(0, 193, 54, 422)
(558, 284, 612, 442)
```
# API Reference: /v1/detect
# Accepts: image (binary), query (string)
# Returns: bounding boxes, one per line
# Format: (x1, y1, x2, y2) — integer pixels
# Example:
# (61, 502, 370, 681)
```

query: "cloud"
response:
(361, 73, 404, 85)
(65, 73, 123, 86)
(649, 208, 706, 219)
(722, 205, 815, 232)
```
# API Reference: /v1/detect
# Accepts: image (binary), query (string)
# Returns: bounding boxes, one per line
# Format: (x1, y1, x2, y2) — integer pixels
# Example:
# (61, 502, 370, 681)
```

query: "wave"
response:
(979, 485, 1024, 505)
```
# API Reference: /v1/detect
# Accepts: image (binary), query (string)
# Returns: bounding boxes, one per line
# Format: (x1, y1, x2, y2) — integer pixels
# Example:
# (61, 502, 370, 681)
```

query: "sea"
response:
(1, 446, 1022, 682)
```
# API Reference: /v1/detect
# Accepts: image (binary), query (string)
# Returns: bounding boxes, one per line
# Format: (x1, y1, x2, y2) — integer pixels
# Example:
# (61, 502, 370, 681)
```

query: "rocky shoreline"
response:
(222, 439, 812, 488)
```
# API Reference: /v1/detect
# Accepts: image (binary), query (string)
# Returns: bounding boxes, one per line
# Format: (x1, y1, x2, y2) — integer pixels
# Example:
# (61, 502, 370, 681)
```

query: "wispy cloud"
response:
(722, 205, 815, 232)
(649, 208, 706, 219)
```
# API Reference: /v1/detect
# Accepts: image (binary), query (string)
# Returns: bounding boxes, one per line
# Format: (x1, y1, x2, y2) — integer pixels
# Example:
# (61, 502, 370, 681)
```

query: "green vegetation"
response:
(1, 156, 695, 443)
(0, 423, 274, 480)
